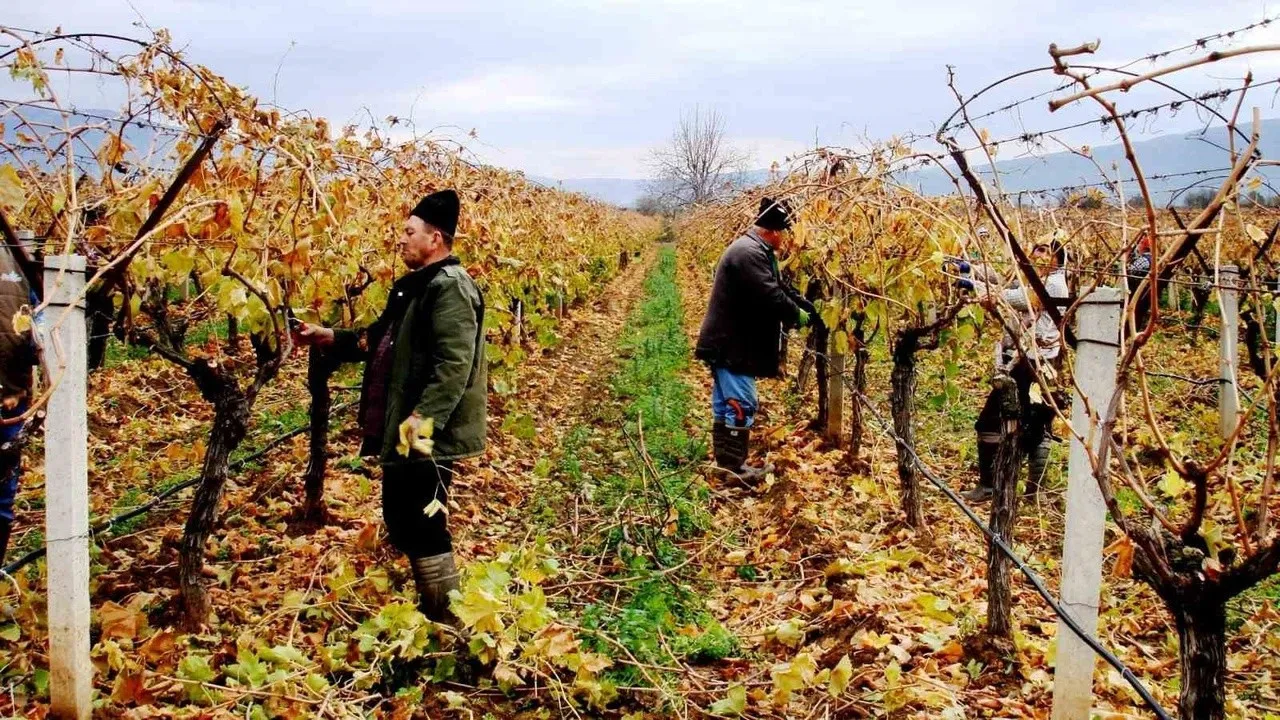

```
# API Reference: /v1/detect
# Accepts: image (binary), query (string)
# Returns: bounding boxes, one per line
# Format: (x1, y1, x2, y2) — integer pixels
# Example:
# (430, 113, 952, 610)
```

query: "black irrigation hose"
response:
(846, 387, 1175, 720)
(0, 398, 356, 576)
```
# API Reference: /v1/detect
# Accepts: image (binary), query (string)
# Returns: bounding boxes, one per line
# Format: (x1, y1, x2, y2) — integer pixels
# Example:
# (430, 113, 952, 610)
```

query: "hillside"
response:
(534, 120, 1280, 208)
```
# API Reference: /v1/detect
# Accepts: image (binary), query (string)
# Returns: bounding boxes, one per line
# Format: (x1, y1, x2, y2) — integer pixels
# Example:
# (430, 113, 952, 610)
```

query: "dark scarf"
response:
(361, 256, 461, 443)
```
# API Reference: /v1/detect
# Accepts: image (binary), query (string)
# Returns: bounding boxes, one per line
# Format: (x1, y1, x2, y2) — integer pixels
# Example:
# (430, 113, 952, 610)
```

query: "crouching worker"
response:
(297, 189, 486, 623)
(961, 241, 1068, 503)
(695, 197, 817, 483)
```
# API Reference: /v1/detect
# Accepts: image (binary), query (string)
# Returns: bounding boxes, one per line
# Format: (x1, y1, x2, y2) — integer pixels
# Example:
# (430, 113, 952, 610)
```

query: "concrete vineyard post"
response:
(43, 255, 92, 720)
(1218, 265, 1240, 439)
(1051, 286, 1121, 720)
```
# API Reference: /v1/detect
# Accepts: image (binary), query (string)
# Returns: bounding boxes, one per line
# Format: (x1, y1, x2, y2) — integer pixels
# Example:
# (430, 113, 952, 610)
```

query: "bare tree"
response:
(649, 106, 751, 208)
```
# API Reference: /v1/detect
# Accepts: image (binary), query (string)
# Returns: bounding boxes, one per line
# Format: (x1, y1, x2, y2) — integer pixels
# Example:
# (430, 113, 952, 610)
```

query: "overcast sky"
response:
(8, 0, 1280, 179)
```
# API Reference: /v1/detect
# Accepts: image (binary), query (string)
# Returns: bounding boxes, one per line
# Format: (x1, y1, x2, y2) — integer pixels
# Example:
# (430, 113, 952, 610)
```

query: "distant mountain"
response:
(900, 120, 1280, 205)
(538, 122, 1280, 210)
(530, 170, 774, 209)
(528, 176, 651, 208)
(10, 105, 1277, 209)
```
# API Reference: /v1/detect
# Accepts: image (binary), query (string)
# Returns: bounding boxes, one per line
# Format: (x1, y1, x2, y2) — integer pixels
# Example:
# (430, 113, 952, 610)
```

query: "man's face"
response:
(1031, 245, 1054, 272)
(758, 227, 789, 252)
(400, 215, 443, 269)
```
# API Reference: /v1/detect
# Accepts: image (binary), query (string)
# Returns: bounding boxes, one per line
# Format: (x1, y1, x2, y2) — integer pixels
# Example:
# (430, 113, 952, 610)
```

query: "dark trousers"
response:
(974, 359, 1056, 491)
(975, 359, 1052, 448)
(0, 403, 27, 523)
(381, 460, 454, 558)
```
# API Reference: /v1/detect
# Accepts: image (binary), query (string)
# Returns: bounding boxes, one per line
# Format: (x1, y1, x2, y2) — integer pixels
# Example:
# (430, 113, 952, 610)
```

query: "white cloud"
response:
(472, 143, 652, 179)
(417, 69, 588, 114)
(9, 0, 1280, 181)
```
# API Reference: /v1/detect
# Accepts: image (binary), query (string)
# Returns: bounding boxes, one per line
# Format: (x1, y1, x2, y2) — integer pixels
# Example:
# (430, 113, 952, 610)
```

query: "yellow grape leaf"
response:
(885, 659, 902, 688)
(98, 135, 131, 168)
(770, 652, 818, 706)
(493, 662, 524, 688)
(513, 587, 556, 632)
(828, 654, 853, 697)
(1199, 521, 1229, 559)
(1157, 469, 1188, 498)
(915, 593, 956, 623)
(0, 165, 25, 210)
(452, 587, 505, 634)
(1247, 175, 1263, 192)
(773, 618, 806, 648)
(1246, 223, 1268, 243)
(422, 499, 446, 517)
(859, 630, 893, 649)
(833, 330, 849, 355)
(11, 311, 31, 334)
(709, 684, 746, 716)
(396, 415, 434, 457)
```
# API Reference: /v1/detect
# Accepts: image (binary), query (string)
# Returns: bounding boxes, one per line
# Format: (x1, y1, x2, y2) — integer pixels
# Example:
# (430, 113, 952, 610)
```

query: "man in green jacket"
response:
(297, 189, 486, 623)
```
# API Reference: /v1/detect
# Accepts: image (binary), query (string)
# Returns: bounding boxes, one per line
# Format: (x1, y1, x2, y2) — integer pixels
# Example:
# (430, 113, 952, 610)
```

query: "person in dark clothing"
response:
(695, 197, 817, 483)
(1126, 231, 1153, 330)
(297, 189, 486, 623)
(0, 240, 39, 565)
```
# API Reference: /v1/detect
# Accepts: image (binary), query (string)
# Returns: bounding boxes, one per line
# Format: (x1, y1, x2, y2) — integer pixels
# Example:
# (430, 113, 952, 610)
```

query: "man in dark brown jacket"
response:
(695, 198, 816, 482)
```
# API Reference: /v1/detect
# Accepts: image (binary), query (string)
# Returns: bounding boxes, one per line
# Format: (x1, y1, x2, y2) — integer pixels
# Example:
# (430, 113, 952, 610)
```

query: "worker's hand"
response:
(295, 322, 335, 348)
(396, 413, 435, 458)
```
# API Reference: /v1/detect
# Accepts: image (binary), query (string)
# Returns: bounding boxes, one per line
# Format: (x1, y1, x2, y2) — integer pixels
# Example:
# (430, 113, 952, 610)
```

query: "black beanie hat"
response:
(755, 197, 793, 231)
(411, 189, 460, 237)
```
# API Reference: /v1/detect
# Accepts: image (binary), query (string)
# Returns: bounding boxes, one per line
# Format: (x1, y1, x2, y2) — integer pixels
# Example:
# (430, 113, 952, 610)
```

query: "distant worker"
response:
(1126, 230, 1153, 330)
(961, 241, 1069, 502)
(297, 189, 486, 624)
(695, 197, 819, 483)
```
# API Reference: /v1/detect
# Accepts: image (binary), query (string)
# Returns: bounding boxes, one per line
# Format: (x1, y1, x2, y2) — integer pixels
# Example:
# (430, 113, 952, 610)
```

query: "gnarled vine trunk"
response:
(178, 377, 250, 629)
(226, 314, 241, 352)
(172, 331, 282, 629)
(849, 329, 869, 464)
(890, 333, 923, 528)
(303, 346, 340, 523)
(1174, 599, 1227, 720)
(985, 378, 1020, 638)
(86, 280, 114, 371)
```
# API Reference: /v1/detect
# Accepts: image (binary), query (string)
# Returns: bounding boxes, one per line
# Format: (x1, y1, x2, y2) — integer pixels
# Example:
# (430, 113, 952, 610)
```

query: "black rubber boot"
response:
(1026, 440, 1050, 495)
(410, 552, 460, 625)
(962, 439, 999, 504)
(713, 419, 747, 469)
(712, 420, 769, 484)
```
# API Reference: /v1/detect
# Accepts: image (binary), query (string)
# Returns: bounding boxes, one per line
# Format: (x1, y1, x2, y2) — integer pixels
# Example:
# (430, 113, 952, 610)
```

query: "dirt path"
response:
(451, 246, 657, 561)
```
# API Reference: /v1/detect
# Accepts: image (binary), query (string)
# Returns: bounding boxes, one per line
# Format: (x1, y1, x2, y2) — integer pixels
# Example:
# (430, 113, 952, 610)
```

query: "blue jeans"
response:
(0, 404, 25, 522)
(711, 368, 757, 428)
